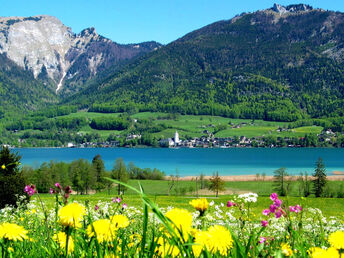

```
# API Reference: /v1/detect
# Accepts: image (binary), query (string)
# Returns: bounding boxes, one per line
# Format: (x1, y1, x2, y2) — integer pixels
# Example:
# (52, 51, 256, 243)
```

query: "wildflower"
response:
(49, 188, 54, 194)
(281, 243, 293, 256)
(269, 204, 277, 213)
(209, 201, 215, 206)
(0, 222, 28, 241)
(58, 202, 86, 228)
(270, 193, 278, 201)
(53, 232, 74, 254)
(24, 184, 36, 196)
(262, 209, 270, 216)
(87, 219, 115, 243)
(110, 214, 129, 229)
(95, 205, 99, 211)
(55, 182, 62, 189)
(294, 205, 302, 213)
(201, 225, 233, 256)
(259, 237, 266, 244)
(261, 220, 268, 227)
(273, 199, 282, 207)
(238, 192, 258, 203)
(308, 247, 339, 257)
(189, 198, 209, 215)
(165, 208, 193, 239)
(328, 231, 344, 250)
(227, 201, 235, 207)
(1, 164, 5, 170)
(156, 237, 180, 257)
(112, 197, 121, 203)
(275, 210, 282, 218)
(122, 203, 128, 209)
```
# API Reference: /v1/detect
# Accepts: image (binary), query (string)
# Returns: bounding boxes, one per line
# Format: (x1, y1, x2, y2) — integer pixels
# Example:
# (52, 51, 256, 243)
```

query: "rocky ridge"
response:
(0, 15, 161, 94)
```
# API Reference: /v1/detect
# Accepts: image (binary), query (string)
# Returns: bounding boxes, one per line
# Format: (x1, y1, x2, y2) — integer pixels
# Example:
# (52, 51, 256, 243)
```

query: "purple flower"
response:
(295, 205, 302, 213)
(24, 185, 36, 196)
(54, 183, 61, 189)
(115, 197, 121, 203)
(259, 237, 266, 244)
(289, 206, 296, 212)
(262, 209, 270, 216)
(275, 210, 282, 218)
(227, 201, 235, 207)
(269, 204, 277, 213)
(261, 220, 268, 227)
(94, 205, 99, 211)
(273, 199, 282, 207)
(49, 188, 54, 194)
(270, 193, 278, 201)
(122, 203, 128, 209)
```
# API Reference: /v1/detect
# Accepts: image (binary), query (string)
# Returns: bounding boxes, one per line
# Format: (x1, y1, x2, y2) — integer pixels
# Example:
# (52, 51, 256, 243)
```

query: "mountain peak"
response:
(271, 3, 313, 14)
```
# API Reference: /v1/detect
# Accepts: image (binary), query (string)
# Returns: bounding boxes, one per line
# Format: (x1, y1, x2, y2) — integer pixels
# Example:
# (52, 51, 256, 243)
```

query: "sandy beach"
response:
(173, 173, 344, 182)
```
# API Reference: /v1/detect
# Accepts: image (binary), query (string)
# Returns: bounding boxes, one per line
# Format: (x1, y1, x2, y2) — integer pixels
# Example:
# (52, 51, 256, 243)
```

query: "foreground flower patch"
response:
(0, 186, 343, 257)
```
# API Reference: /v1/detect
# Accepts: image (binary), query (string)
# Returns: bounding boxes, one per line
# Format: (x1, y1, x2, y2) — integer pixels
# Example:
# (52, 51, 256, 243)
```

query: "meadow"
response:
(0, 179, 343, 257)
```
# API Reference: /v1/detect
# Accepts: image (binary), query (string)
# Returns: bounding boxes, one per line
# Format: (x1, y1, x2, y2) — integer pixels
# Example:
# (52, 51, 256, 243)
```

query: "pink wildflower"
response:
(95, 205, 99, 211)
(259, 237, 266, 244)
(275, 210, 282, 218)
(55, 183, 61, 189)
(289, 206, 296, 212)
(49, 188, 54, 194)
(24, 185, 36, 196)
(270, 193, 278, 201)
(273, 199, 282, 207)
(269, 204, 277, 213)
(261, 220, 268, 227)
(122, 203, 128, 209)
(295, 205, 302, 213)
(227, 201, 235, 207)
(262, 209, 270, 216)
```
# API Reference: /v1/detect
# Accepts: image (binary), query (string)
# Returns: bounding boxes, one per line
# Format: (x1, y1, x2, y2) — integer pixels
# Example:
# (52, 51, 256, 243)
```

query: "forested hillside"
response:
(66, 5, 344, 122)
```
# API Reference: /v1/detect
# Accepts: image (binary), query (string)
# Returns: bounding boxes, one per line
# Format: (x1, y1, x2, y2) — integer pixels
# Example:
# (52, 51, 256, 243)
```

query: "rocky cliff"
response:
(0, 15, 161, 94)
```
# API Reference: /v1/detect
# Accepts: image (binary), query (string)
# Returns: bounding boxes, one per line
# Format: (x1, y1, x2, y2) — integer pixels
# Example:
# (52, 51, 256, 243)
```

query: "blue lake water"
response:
(14, 148, 344, 176)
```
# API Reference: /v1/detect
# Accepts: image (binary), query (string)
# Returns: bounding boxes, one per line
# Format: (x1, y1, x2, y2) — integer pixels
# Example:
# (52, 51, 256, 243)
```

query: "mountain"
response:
(68, 4, 344, 121)
(0, 15, 161, 95)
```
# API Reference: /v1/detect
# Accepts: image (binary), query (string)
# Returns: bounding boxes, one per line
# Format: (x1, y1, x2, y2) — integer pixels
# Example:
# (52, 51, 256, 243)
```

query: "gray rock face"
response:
(0, 15, 161, 94)
(271, 3, 313, 14)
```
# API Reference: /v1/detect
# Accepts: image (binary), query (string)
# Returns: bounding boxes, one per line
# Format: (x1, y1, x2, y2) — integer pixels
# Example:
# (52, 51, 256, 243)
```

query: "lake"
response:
(14, 147, 344, 176)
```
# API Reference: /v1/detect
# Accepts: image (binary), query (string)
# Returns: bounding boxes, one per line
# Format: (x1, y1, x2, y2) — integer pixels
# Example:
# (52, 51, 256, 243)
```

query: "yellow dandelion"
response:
(193, 230, 211, 256)
(328, 231, 344, 250)
(20, 217, 24, 222)
(205, 225, 233, 256)
(31, 209, 36, 214)
(155, 237, 180, 257)
(53, 232, 74, 254)
(110, 214, 129, 229)
(58, 202, 86, 228)
(165, 208, 193, 239)
(281, 243, 293, 257)
(128, 234, 142, 248)
(87, 219, 116, 243)
(308, 247, 339, 258)
(8, 247, 14, 252)
(0, 222, 28, 242)
(189, 198, 209, 214)
(1, 164, 5, 170)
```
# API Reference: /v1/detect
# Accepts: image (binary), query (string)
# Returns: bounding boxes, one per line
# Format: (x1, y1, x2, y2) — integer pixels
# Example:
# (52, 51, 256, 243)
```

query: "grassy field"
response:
(35, 179, 344, 217)
(51, 111, 324, 139)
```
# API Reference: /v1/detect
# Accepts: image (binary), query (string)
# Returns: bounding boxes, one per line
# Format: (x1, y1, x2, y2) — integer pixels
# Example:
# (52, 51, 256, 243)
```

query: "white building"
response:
(174, 131, 180, 144)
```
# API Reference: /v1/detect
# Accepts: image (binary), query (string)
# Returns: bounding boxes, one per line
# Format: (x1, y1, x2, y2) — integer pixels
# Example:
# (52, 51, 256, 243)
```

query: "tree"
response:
(111, 158, 129, 195)
(69, 159, 96, 194)
(0, 146, 27, 208)
(313, 157, 327, 197)
(273, 167, 289, 196)
(92, 154, 106, 192)
(208, 172, 225, 197)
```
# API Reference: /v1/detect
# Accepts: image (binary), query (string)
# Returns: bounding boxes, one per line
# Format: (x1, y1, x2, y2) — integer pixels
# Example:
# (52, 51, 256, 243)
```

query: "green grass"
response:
(59, 111, 122, 119)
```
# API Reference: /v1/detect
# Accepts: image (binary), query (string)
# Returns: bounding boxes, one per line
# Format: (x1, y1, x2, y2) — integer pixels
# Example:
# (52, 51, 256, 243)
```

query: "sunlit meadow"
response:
(0, 180, 343, 257)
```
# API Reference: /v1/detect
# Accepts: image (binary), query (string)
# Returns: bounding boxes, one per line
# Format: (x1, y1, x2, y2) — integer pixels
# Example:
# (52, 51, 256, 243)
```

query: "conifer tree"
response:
(313, 157, 327, 197)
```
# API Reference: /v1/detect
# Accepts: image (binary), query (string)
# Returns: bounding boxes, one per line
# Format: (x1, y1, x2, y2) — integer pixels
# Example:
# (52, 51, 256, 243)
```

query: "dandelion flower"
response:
(189, 198, 209, 214)
(308, 247, 339, 258)
(58, 202, 86, 228)
(281, 243, 293, 256)
(87, 219, 115, 243)
(328, 231, 344, 250)
(194, 225, 233, 256)
(110, 214, 129, 229)
(165, 208, 192, 239)
(53, 232, 74, 254)
(155, 237, 180, 257)
(1, 164, 5, 170)
(0, 222, 28, 241)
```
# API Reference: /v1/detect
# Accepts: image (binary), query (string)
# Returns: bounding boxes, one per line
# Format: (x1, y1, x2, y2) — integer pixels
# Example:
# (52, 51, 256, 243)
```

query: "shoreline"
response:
(173, 174, 344, 182)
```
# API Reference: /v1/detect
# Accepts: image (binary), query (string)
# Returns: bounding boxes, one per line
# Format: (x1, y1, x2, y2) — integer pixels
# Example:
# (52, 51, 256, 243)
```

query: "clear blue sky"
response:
(1, 0, 343, 44)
